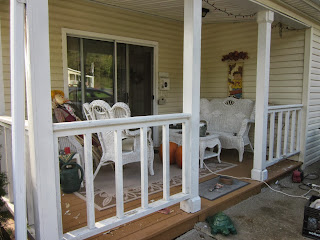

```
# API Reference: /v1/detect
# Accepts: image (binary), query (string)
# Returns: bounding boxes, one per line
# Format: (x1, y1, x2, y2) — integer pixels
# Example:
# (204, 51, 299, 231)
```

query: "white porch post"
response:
(10, 0, 27, 239)
(251, 10, 274, 181)
(180, 0, 201, 213)
(25, 0, 60, 239)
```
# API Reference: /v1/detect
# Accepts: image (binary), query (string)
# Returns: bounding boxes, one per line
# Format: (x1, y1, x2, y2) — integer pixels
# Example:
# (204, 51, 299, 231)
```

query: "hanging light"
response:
(202, 8, 209, 18)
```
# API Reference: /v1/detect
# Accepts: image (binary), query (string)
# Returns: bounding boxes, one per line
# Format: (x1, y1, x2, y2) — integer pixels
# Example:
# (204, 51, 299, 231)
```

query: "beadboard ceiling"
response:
(86, 0, 316, 28)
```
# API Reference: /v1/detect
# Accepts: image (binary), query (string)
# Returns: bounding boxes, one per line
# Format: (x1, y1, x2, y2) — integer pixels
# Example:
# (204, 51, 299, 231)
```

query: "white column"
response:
(180, 0, 201, 213)
(25, 0, 60, 239)
(10, 0, 27, 239)
(299, 28, 312, 166)
(251, 11, 274, 181)
(0, 17, 5, 115)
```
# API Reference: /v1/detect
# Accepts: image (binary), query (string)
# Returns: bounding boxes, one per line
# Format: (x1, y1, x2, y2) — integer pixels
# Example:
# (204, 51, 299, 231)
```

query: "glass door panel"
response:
(128, 45, 153, 116)
(83, 39, 114, 105)
(117, 43, 127, 103)
(67, 37, 81, 106)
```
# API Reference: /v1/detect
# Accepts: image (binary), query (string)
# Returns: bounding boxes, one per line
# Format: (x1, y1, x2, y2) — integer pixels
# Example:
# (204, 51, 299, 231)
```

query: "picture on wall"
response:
(228, 62, 243, 99)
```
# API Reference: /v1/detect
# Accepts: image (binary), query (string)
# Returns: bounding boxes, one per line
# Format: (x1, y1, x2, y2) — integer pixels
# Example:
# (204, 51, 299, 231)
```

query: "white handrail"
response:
(53, 113, 191, 135)
(268, 104, 303, 110)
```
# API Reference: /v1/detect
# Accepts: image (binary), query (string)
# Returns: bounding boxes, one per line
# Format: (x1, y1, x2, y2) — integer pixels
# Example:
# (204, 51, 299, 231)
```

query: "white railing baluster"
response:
(290, 110, 296, 153)
(4, 127, 13, 202)
(283, 111, 290, 156)
(140, 127, 148, 209)
(84, 133, 95, 229)
(162, 124, 170, 201)
(53, 137, 63, 238)
(182, 121, 189, 194)
(276, 111, 283, 159)
(296, 110, 302, 152)
(268, 112, 275, 161)
(114, 130, 124, 219)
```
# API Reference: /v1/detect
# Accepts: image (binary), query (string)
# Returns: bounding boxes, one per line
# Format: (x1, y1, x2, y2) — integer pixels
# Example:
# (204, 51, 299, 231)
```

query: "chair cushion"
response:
(122, 138, 134, 152)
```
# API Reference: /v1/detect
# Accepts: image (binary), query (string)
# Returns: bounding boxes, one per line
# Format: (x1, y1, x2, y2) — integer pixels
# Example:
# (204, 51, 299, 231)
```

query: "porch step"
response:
(87, 159, 301, 240)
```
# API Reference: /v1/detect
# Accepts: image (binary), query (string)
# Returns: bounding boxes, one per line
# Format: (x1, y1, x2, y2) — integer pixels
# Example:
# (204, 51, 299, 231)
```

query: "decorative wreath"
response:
(221, 51, 249, 62)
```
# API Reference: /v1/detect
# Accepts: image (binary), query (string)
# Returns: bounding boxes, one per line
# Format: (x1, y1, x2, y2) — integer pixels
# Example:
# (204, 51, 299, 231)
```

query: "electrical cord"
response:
(203, 162, 312, 200)
(304, 173, 319, 181)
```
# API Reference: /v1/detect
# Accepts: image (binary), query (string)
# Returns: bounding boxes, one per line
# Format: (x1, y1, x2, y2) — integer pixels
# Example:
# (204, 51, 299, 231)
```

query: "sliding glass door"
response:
(66, 36, 153, 116)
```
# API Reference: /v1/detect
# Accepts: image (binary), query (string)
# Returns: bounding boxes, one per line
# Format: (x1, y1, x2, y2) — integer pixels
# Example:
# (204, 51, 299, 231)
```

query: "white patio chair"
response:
(83, 102, 93, 120)
(89, 100, 154, 180)
(111, 102, 154, 175)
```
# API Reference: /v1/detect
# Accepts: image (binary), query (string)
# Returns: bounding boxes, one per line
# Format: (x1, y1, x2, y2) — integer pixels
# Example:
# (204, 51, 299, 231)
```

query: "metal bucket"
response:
(199, 120, 207, 137)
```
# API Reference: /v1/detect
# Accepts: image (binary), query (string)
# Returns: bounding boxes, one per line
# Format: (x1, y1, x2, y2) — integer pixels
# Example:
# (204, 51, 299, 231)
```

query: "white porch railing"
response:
(0, 117, 35, 233)
(53, 113, 192, 239)
(266, 104, 303, 167)
(0, 113, 193, 239)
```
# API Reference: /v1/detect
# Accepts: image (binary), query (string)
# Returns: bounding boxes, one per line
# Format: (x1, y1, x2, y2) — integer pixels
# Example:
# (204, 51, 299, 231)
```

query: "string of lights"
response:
(202, 0, 256, 18)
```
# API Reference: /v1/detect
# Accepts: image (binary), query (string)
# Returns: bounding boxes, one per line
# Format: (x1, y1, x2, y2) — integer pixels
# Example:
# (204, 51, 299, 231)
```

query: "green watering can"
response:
(60, 162, 84, 194)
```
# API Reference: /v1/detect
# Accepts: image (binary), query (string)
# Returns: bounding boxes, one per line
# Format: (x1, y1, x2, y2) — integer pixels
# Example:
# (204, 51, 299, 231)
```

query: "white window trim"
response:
(0, 17, 5, 115)
(61, 28, 159, 116)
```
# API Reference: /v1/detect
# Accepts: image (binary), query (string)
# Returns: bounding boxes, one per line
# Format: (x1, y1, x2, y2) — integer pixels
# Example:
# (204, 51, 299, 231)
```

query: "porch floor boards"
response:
(61, 150, 301, 240)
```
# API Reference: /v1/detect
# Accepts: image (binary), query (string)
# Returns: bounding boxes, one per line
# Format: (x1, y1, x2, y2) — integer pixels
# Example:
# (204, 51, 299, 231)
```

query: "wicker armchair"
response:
(87, 100, 155, 180)
(200, 97, 255, 162)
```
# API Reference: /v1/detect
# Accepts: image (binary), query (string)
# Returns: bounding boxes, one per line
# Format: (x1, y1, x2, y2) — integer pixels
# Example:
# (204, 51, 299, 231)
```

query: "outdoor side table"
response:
(169, 130, 221, 168)
(199, 133, 221, 168)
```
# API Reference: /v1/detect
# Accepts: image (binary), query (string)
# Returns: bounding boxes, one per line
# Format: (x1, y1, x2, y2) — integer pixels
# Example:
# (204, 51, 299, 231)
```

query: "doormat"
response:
(199, 176, 249, 201)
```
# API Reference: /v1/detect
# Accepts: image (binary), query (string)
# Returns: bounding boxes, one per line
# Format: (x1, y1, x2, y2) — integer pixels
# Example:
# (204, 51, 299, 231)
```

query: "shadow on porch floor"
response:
(61, 149, 301, 240)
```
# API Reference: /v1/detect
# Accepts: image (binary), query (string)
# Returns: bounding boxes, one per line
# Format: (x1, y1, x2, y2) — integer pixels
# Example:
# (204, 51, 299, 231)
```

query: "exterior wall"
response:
(48, 0, 184, 114)
(304, 28, 320, 165)
(0, 0, 308, 116)
(0, 2, 10, 115)
(201, 22, 305, 105)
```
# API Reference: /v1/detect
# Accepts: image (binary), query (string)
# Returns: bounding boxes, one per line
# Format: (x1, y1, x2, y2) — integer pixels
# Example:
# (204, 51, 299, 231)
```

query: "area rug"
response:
(199, 176, 249, 201)
(74, 155, 237, 211)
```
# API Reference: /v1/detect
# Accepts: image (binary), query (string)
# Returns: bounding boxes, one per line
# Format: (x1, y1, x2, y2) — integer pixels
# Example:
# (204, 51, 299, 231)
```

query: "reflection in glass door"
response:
(128, 45, 153, 116)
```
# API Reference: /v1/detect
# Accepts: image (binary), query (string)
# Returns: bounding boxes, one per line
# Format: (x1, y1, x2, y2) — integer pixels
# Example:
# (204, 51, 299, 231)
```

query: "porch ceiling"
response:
(86, 0, 308, 29)
(87, 0, 264, 23)
(275, 0, 320, 24)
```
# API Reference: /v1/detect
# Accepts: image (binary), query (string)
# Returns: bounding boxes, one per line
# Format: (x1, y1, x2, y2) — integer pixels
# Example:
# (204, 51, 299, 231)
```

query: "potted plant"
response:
(0, 172, 11, 239)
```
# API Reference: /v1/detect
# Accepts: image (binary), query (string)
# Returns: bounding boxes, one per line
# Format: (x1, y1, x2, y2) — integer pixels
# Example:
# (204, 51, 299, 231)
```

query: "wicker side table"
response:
(169, 130, 221, 168)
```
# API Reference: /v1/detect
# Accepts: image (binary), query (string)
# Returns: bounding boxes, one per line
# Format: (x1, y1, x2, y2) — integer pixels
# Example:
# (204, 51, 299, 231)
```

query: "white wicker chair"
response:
(89, 100, 154, 180)
(200, 97, 255, 162)
(83, 102, 93, 121)
(111, 102, 154, 174)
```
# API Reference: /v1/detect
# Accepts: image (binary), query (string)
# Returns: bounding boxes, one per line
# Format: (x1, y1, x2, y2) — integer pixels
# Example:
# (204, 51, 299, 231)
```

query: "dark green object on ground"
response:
(60, 154, 84, 194)
(206, 212, 237, 236)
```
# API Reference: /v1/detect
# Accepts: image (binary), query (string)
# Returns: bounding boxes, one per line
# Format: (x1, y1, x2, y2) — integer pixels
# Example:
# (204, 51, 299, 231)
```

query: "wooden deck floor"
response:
(61, 149, 301, 240)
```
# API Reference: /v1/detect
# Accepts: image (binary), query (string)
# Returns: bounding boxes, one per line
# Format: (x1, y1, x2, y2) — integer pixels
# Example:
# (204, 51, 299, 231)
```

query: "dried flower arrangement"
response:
(221, 51, 249, 62)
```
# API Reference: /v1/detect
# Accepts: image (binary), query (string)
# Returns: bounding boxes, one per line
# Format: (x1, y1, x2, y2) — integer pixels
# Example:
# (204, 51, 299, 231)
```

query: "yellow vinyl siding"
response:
(0, 2, 10, 115)
(305, 28, 320, 164)
(48, 0, 184, 114)
(201, 22, 305, 105)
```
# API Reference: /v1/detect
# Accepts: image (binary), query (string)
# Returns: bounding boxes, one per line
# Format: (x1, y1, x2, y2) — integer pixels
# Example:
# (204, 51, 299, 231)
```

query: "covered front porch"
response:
(0, 0, 311, 239)
(60, 151, 301, 239)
